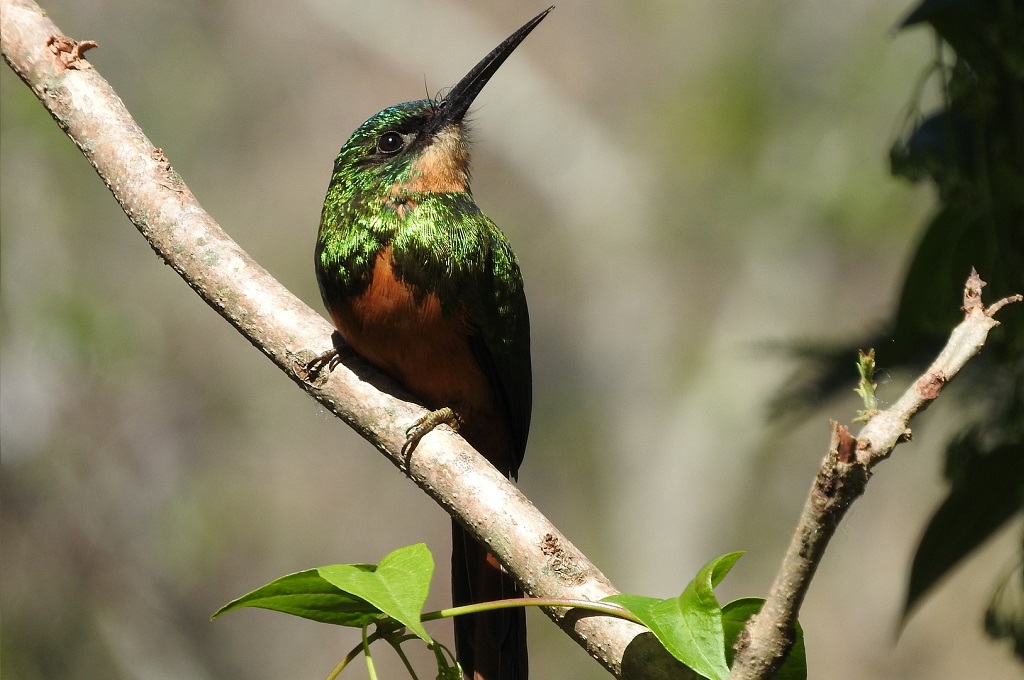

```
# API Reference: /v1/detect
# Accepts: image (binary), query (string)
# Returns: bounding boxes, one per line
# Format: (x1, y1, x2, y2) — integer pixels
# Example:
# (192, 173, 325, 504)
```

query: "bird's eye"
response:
(376, 131, 405, 154)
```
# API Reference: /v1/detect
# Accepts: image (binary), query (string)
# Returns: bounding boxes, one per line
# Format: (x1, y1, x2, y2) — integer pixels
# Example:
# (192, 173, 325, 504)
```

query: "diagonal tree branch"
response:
(0, 1, 682, 677)
(7, 2, 1016, 679)
(727, 270, 1022, 680)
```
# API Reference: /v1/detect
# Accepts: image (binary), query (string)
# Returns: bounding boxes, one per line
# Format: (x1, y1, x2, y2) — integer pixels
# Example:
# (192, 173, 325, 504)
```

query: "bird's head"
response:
(326, 7, 552, 203)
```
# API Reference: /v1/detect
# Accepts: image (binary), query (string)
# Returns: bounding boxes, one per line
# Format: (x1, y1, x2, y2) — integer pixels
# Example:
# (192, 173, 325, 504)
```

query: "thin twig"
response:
(727, 270, 1020, 680)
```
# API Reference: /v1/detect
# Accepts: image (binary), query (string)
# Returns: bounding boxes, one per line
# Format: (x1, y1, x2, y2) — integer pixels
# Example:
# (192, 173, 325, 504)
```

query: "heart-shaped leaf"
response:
(605, 552, 744, 680)
(318, 543, 434, 641)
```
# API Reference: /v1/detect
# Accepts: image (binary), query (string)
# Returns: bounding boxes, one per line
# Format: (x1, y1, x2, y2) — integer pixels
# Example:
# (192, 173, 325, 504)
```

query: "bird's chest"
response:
(327, 246, 491, 412)
(337, 246, 455, 332)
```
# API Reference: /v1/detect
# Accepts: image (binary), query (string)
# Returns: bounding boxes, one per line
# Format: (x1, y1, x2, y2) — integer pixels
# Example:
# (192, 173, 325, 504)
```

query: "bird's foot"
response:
(298, 333, 351, 384)
(403, 407, 463, 455)
(299, 347, 342, 382)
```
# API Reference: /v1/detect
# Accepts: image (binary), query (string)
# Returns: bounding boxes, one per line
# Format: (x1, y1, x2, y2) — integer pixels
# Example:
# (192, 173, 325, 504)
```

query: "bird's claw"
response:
(300, 347, 342, 382)
(403, 407, 462, 455)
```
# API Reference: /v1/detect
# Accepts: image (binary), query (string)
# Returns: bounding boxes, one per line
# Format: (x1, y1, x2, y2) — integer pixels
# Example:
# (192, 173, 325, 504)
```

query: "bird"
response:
(312, 8, 551, 679)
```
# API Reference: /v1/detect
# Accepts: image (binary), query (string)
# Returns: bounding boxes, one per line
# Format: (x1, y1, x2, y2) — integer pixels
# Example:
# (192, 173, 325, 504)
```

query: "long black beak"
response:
(423, 7, 552, 136)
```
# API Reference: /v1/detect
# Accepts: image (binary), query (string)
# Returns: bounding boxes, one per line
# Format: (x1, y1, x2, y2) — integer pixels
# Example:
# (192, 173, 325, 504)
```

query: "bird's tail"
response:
(451, 522, 528, 680)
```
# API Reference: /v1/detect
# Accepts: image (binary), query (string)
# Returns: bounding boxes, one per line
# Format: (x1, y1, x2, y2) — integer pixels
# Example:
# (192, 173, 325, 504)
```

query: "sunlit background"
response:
(3, 1, 1020, 678)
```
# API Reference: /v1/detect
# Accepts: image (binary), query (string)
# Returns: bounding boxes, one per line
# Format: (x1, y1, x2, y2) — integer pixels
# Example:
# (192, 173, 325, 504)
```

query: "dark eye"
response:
(377, 131, 405, 154)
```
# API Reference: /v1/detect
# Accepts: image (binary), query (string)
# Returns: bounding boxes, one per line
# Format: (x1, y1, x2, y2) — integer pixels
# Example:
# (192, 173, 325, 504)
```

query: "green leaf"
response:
(985, 563, 1024, 660)
(318, 543, 434, 642)
(603, 593, 662, 620)
(213, 543, 436, 640)
(889, 205, 980, 346)
(904, 442, 1024, 619)
(605, 552, 744, 680)
(722, 599, 807, 680)
(212, 568, 383, 627)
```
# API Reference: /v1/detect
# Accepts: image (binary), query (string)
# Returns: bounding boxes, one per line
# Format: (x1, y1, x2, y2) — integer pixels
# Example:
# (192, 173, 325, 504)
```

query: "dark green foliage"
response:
(775, 0, 1024, 660)
(890, 0, 1024, 655)
(905, 437, 1024, 617)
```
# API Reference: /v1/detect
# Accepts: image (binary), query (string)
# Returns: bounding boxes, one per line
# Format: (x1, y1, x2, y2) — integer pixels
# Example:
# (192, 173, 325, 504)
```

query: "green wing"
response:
(388, 197, 533, 474)
(467, 228, 532, 475)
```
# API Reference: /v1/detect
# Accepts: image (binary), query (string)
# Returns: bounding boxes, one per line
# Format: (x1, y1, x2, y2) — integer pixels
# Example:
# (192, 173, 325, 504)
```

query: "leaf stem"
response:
(325, 628, 387, 680)
(385, 635, 421, 680)
(325, 638, 367, 680)
(363, 625, 378, 680)
(421, 597, 644, 625)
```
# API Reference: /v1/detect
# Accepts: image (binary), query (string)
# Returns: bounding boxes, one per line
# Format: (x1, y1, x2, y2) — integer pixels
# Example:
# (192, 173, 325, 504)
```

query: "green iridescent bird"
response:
(314, 8, 552, 680)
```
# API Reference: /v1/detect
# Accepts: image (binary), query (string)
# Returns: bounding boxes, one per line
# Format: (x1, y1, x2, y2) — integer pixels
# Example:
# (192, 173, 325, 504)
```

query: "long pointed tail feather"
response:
(451, 523, 528, 680)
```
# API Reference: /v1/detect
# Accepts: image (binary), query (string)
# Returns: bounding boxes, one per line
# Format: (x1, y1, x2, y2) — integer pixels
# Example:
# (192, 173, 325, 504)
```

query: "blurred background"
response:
(3, 1, 1020, 678)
